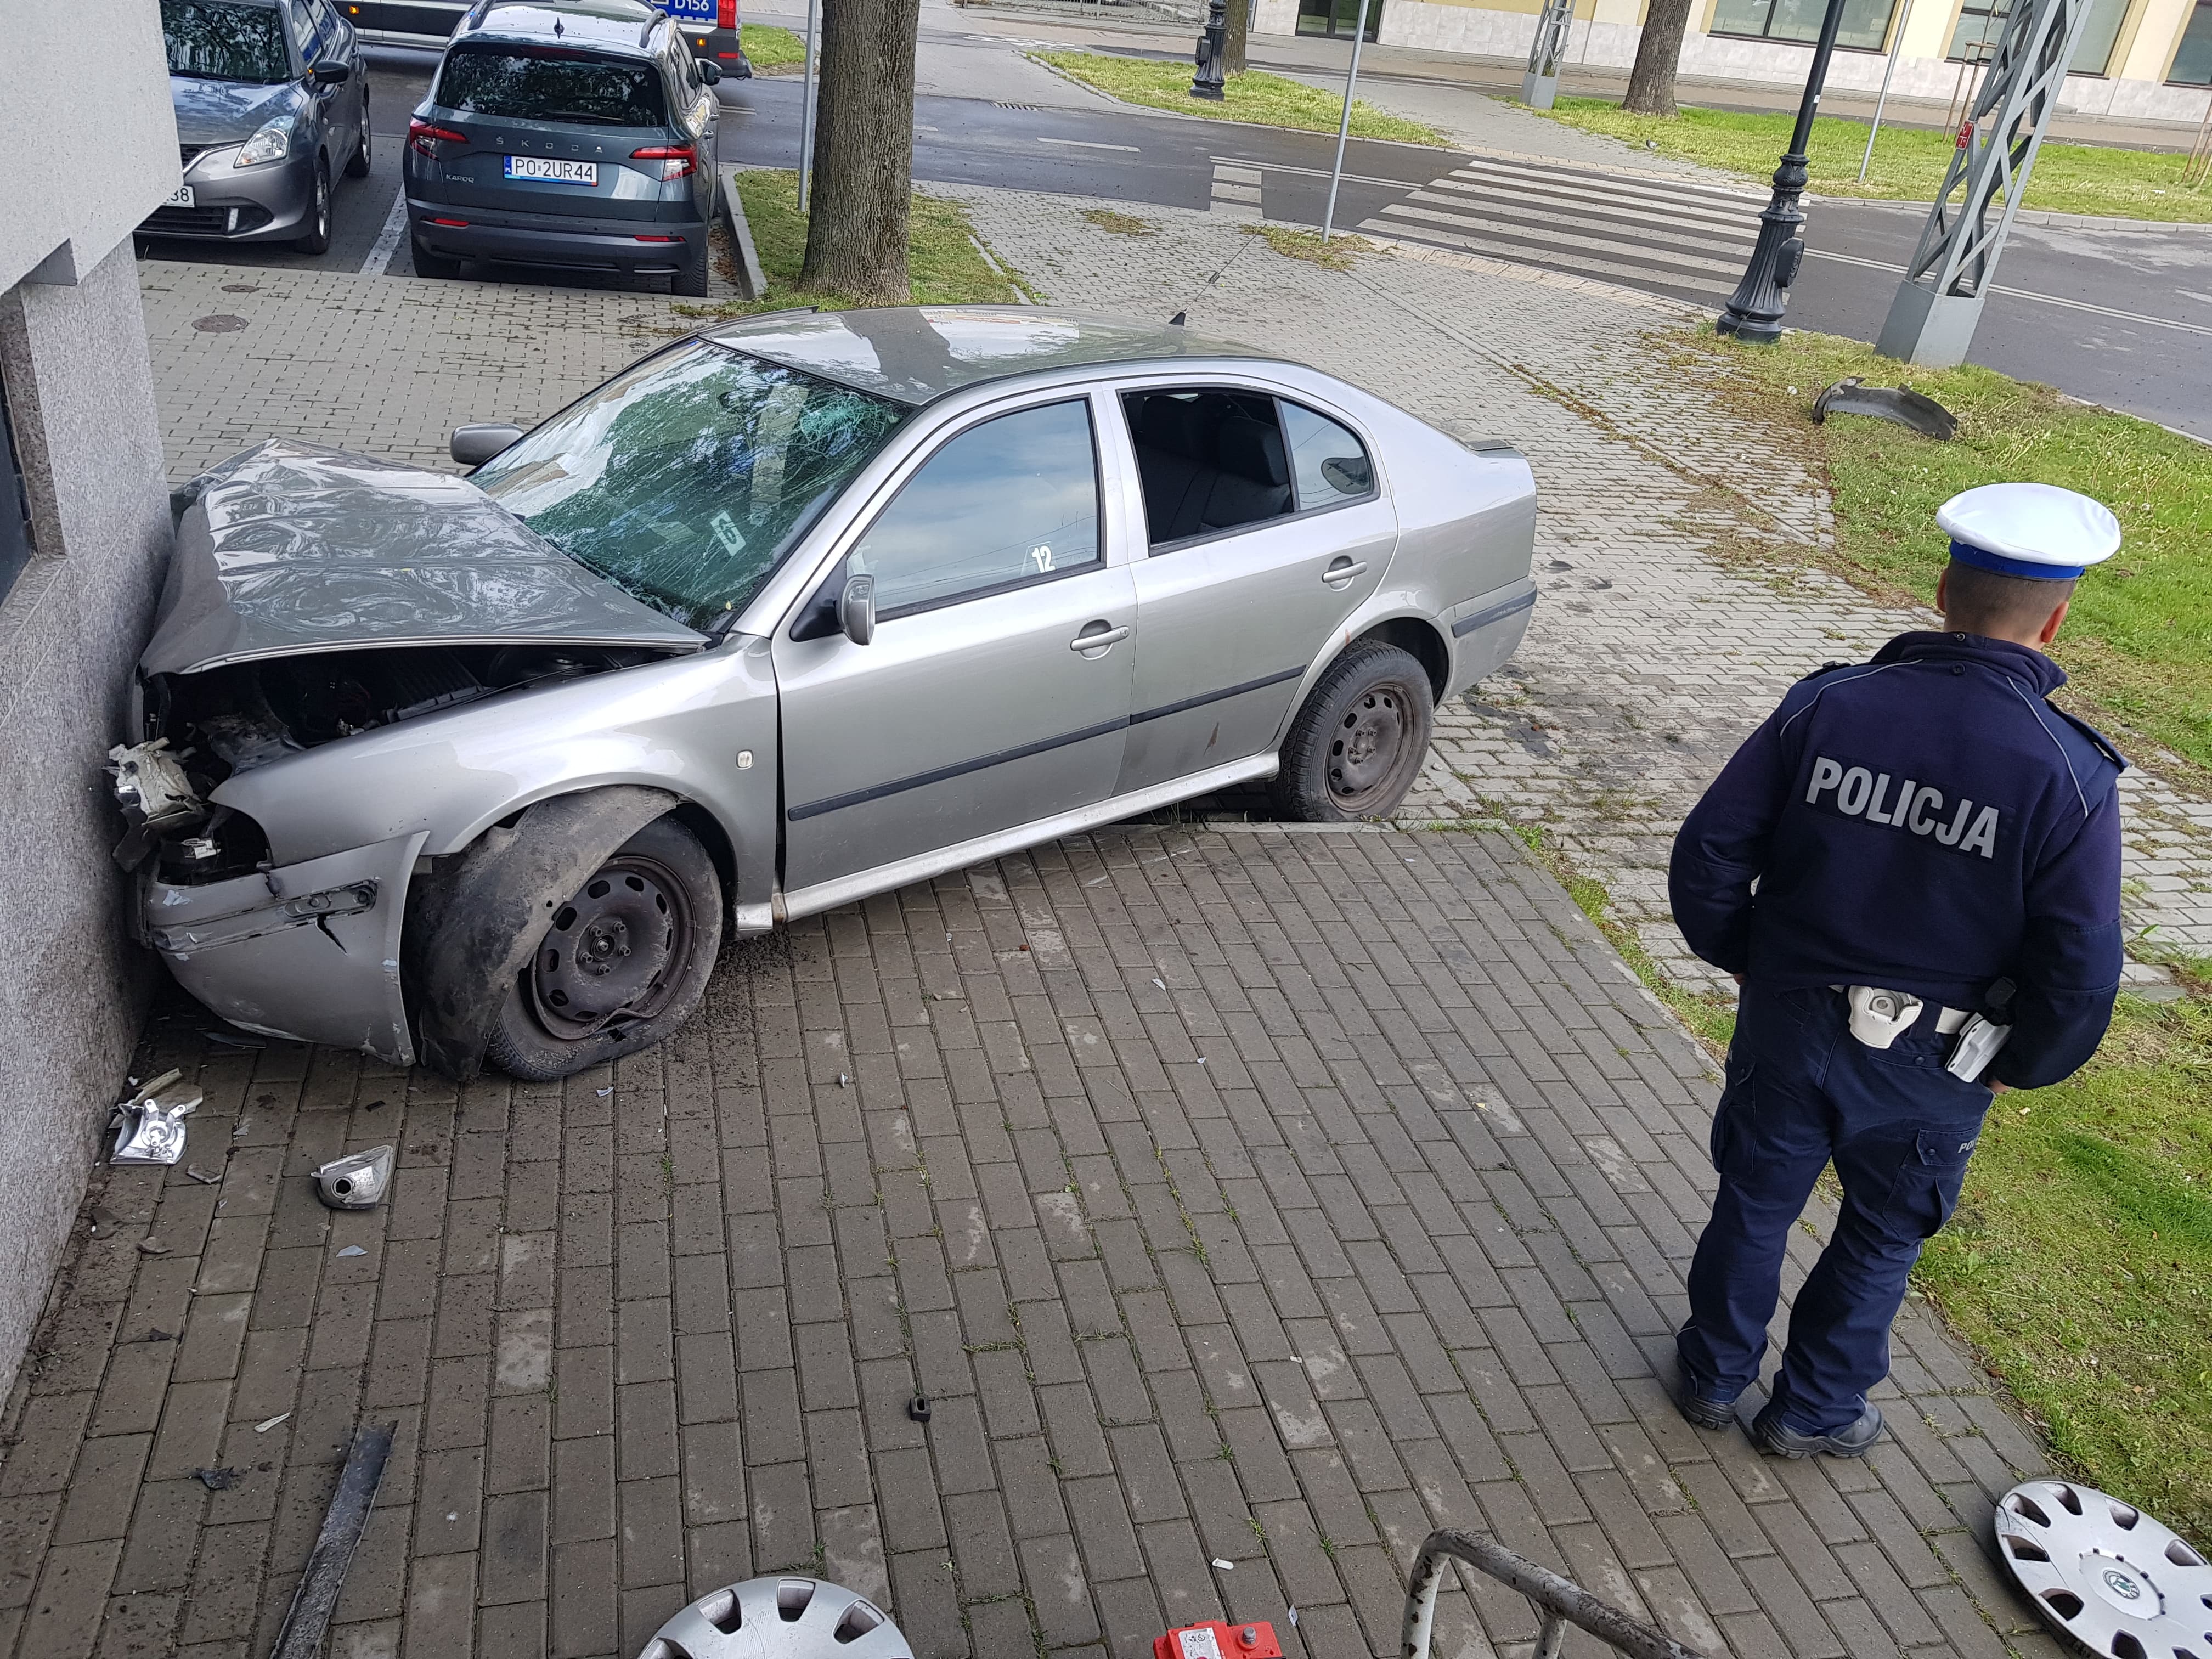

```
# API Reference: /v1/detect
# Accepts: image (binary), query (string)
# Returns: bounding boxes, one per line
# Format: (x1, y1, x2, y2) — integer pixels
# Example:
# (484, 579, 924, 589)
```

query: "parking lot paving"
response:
(1, 825, 2066, 1659)
(16, 189, 2192, 1657)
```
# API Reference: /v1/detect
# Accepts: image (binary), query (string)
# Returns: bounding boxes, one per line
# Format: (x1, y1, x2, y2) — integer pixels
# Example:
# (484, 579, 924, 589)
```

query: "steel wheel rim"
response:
(528, 853, 694, 1039)
(1328, 682, 1413, 811)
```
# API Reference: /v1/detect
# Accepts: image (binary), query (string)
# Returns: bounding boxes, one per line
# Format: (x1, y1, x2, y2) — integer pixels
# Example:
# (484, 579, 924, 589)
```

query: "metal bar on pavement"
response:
(1858, 0, 1917, 182)
(268, 1421, 397, 1659)
(797, 0, 822, 211)
(1319, 0, 1376, 240)
(1401, 1528, 1709, 1659)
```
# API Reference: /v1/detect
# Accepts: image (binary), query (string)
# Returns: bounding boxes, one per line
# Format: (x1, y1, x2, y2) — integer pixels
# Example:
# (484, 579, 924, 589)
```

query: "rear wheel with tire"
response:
(1270, 640, 1435, 822)
(410, 236, 460, 279)
(295, 157, 332, 253)
(482, 816, 723, 1081)
(672, 234, 710, 297)
(345, 94, 371, 178)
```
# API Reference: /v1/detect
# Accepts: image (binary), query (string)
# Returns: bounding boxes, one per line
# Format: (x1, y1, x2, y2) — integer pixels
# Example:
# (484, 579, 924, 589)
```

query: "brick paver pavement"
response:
(2, 826, 2069, 1659)
(13, 193, 2188, 1657)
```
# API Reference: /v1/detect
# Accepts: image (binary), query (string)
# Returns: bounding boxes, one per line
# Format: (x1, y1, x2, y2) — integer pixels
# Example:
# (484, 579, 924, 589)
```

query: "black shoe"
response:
(1752, 1401, 1884, 1459)
(1674, 1381, 1740, 1431)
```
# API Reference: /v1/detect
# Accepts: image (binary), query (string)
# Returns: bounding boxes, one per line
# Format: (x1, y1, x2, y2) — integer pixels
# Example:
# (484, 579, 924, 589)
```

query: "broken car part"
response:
(1810, 377, 1959, 441)
(313, 1145, 394, 1210)
(110, 1071, 201, 1166)
(1996, 1481, 2212, 1659)
(1402, 1528, 1702, 1659)
(109, 741, 205, 870)
(1154, 1622, 1279, 1659)
(268, 1420, 396, 1659)
(638, 1577, 913, 1659)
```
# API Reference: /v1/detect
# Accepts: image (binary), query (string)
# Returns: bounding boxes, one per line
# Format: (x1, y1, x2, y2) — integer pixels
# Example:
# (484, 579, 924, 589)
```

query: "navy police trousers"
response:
(1677, 980, 1993, 1435)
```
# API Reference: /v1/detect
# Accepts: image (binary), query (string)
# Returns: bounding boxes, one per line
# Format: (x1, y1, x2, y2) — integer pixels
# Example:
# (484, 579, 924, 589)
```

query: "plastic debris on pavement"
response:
(336, 1244, 367, 1257)
(195, 1467, 239, 1491)
(313, 1146, 394, 1211)
(1210, 1558, 1234, 1570)
(255, 1412, 291, 1432)
(110, 1069, 201, 1165)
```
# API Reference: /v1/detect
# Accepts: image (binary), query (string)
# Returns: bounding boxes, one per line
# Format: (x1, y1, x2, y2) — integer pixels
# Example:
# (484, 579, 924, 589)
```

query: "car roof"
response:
(457, 0, 669, 54)
(700, 307, 1278, 407)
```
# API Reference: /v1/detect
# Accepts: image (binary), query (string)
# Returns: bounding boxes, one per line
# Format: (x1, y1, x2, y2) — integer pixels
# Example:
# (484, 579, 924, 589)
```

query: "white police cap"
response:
(1935, 482, 2120, 580)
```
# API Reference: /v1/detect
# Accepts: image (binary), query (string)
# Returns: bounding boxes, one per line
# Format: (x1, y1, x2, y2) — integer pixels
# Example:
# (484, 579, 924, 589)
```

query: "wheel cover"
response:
(1328, 684, 1412, 810)
(1996, 1480, 2212, 1659)
(528, 853, 694, 1039)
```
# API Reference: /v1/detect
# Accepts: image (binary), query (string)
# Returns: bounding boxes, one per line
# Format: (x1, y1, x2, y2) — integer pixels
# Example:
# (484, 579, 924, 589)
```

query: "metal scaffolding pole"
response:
(1875, 0, 2094, 366)
(1520, 0, 1577, 110)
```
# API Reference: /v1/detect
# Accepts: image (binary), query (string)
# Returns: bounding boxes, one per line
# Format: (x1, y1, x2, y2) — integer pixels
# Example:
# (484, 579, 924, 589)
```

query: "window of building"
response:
(2172, 0, 2212, 81)
(1948, 0, 2132, 72)
(0, 370, 34, 608)
(1296, 0, 1381, 42)
(1711, 0, 1897, 52)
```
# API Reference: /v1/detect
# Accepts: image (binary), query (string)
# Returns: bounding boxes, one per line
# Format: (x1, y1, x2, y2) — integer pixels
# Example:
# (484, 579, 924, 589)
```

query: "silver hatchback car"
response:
(116, 309, 1537, 1081)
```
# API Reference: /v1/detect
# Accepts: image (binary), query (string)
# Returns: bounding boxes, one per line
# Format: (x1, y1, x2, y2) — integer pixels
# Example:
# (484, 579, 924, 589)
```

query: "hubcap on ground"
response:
(1328, 686, 1408, 808)
(529, 854, 692, 1038)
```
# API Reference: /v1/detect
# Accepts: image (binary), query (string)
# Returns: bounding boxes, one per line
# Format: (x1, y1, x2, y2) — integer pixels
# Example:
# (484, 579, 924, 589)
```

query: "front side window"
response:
(848, 399, 1101, 617)
(1279, 401, 1374, 510)
(437, 44, 670, 125)
(162, 0, 292, 82)
(474, 342, 906, 630)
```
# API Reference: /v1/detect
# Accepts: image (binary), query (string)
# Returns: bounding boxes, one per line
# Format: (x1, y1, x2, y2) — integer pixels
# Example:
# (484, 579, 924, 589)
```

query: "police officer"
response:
(1667, 481, 2127, 1459)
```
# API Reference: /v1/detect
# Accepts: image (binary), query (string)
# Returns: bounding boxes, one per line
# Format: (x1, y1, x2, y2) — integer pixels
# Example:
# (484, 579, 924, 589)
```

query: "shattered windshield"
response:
(473, 343, 907, 630)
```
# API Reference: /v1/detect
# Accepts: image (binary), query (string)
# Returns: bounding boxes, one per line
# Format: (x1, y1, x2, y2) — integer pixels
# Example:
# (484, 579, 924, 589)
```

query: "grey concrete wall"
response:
(0, 241, 174, 1407)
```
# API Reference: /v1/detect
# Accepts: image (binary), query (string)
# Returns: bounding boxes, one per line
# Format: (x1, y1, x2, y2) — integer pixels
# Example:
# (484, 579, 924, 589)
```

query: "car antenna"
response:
(1167, 227, 1264, 329)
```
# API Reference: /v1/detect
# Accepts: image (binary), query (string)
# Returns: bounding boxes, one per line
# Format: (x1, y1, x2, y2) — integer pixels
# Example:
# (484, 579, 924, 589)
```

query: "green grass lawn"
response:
(1033, 52, 1446, 145)
(1918, 992, 2212, 1545)
(739, 22, 805, 71)
(1537, 97, 2212, 223)
(1686, 329, 2212, 782)
(710, 170, 1034, 312)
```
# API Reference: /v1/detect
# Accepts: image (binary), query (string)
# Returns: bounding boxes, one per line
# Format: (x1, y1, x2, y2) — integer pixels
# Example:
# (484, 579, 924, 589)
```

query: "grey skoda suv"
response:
(402, 0, 723, 294)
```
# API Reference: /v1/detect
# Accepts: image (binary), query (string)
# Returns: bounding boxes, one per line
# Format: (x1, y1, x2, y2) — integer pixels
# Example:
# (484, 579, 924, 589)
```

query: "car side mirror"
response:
(450, 423, 523, 467)
(698, 59, 723, 84)
(838, 574, 876, 645)
(309, 59, 351, 86)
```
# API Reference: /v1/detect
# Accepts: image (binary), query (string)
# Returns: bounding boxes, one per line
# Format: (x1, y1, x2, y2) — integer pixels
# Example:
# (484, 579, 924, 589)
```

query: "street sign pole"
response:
(797, 0, 821, 211)
(1520, 0, 1577, 110)
(1714, 0, 1851, 343)
(1319, 0, 1375, 241)
(1857, 0, 1917, 183)
(1876, 0, 2093, 366)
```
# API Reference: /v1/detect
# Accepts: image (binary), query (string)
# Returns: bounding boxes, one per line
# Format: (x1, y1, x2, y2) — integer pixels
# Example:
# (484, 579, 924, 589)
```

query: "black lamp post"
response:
(1716, 0, 1852, 343)
(1192, 0, 1228, 99)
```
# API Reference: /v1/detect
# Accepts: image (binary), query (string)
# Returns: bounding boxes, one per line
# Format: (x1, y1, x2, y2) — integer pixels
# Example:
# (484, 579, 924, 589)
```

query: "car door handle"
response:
(1322, 558, 1367, 588)
(1070, 623, 1130, 654)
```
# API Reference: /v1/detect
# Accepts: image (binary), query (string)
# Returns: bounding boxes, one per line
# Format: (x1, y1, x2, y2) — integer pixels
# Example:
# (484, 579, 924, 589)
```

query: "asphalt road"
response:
(139, 40, 2212, 438)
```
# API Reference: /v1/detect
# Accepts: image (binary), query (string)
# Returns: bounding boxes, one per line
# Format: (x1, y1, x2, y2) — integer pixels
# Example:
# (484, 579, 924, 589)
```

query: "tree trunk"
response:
(1224, 0, 1250, 76)
(1622, 0, 1693, 115)
(799, 0, 923, 304)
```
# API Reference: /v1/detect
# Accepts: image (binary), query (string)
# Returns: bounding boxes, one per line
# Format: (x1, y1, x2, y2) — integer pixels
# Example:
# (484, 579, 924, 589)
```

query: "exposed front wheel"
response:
(1271, 640, 1435, 822)
(482, 816, 723, 1081)
(295, 159, 332, 253)
(345, 97, 371, 178)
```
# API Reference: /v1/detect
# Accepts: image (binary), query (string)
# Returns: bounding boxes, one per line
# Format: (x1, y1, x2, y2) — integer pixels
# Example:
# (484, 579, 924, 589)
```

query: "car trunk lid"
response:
(144, 438, 708, 676)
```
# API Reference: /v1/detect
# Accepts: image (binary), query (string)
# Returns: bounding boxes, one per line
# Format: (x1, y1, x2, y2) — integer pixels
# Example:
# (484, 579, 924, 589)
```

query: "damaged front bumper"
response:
(144, 832, 428, 1065)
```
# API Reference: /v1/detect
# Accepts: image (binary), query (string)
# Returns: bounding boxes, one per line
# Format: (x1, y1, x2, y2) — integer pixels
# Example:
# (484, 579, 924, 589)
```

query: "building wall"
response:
(1259, 0, 2212, 123)
(0, 9, 180, 1406)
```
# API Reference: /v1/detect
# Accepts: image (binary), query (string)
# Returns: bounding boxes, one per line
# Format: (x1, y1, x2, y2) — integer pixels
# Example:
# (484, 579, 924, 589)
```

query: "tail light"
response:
(717, 0, 737, 26)
(631, 144, 698, 181)
(409, 117, 468, 159)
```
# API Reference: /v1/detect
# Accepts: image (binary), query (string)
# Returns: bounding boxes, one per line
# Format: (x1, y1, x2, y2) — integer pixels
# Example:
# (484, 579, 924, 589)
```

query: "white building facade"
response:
(1257, 0, 2212, 125)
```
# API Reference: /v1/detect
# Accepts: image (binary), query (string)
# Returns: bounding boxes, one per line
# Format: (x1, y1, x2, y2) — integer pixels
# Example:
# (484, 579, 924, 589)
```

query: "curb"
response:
(715, 166, 769, 300)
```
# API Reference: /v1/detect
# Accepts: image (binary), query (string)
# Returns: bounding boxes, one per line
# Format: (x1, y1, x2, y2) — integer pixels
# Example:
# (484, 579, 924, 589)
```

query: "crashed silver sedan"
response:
(116, 308, 1537, 1081)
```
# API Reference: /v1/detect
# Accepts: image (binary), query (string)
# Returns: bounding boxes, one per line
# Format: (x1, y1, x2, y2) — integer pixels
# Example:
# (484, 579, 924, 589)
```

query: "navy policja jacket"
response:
(1669, 631, 2124, 1088)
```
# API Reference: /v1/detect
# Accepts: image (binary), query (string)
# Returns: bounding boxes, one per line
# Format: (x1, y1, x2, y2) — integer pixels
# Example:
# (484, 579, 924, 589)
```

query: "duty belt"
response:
(1831, 985, 2009, 1083)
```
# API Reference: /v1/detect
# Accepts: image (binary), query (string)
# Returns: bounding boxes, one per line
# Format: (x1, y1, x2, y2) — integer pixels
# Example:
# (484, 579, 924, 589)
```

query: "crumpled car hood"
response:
(142, 439, 708, 676)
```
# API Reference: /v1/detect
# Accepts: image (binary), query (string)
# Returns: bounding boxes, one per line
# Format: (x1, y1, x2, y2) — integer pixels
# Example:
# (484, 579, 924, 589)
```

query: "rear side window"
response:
(437, 44, 669, 125)
(1279, 401, 1374, 509)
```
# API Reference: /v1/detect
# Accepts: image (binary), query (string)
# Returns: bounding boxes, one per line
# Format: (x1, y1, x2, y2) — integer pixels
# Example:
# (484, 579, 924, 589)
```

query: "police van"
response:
(336, 0, 746, 66)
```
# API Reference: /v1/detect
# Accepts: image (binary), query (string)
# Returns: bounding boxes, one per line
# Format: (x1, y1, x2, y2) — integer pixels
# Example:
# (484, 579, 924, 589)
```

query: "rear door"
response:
(433, 42, 676, 221)
(771, 391, 1139, 900)
(1108, 382, 1393, 797)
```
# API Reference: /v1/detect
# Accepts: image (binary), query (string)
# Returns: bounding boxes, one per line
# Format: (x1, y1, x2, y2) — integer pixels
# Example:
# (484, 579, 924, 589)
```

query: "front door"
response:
(1110, 385, 1393, 797)
(773, 393, 1138, 899)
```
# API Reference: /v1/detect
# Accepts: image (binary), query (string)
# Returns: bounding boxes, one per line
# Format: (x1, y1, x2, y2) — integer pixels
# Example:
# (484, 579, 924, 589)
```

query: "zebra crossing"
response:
(1356, 153, 1768, 306)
